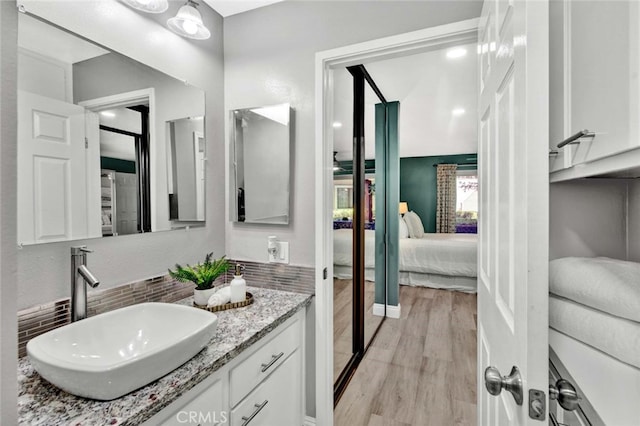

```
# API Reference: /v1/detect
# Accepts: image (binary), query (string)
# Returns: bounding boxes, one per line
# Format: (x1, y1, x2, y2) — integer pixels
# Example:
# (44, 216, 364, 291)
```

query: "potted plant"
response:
(168, 253, 230, 306)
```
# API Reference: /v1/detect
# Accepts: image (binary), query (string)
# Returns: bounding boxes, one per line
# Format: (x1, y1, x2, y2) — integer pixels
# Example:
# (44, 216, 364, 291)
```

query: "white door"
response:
(17, 90, 89, 245)
(477, 0, 549, 425)
(85, 111, 102, 239)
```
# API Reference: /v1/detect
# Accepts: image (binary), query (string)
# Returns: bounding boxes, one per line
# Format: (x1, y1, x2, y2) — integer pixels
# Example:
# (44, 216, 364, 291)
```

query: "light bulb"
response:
(182, 19, 198, 35)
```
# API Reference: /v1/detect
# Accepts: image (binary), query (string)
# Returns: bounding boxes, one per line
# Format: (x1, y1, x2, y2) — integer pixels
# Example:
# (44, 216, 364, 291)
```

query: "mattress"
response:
(333, 230, 477, 278)
(333, 265, 477, 293)
(549, 295, 640, 370)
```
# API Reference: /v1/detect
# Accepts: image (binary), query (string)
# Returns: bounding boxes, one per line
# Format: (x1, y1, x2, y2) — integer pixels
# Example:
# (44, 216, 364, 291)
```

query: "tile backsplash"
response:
(17, 261, 314, 357)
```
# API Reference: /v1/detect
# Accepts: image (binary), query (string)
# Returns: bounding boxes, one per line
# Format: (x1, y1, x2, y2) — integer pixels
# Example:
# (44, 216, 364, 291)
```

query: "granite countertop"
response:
(17, 287, 313, 426)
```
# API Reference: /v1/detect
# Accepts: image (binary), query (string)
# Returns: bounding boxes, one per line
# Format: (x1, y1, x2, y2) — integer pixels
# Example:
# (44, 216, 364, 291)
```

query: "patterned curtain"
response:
(436, 164, 458, 233)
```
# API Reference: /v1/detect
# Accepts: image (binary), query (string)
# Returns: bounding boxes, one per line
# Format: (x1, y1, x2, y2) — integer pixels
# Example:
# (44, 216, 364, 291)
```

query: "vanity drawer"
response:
(229, 318, 300, 407)
(230, 350, 301, 426)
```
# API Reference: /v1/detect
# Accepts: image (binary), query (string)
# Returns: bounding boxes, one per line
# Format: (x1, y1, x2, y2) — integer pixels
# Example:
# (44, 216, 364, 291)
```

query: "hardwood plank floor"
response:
(335, 285, 478, 426)
(334, 279, 383, 382)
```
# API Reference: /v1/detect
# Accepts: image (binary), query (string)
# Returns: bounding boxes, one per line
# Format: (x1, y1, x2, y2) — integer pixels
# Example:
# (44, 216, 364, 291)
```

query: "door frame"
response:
(79, 88, 156, 232)
(314, 18, 479, 425)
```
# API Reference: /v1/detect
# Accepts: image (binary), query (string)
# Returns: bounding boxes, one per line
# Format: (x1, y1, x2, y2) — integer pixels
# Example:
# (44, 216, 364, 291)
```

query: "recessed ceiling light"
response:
(452, 108, 466, 116)
(100, 111, 116, 118)
(333, 122, 342, 128)
(446, 48, 467, 59)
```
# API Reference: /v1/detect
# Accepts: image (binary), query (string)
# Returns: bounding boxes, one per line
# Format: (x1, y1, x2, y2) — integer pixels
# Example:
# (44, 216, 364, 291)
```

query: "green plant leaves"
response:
(168, 253, 230, 290)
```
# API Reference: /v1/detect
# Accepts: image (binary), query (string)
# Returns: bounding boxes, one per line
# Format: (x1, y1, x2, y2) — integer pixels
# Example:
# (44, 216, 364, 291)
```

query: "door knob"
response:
(484, 365, 524, 405)
(550, 379, 581, 411)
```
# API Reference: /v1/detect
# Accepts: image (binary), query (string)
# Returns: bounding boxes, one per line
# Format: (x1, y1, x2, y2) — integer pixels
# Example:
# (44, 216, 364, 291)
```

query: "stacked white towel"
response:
(549, 256, 640, 322)
(207, 286, 231, 308)
(549, 257, 640, 369)
(549, 295, 640, 369)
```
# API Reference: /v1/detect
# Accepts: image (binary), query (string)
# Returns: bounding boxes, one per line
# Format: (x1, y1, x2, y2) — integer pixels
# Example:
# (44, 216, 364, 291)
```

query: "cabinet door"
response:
(567, 0, 640, 164)
(230, 350, 301, 426)
(159, 378, 226, 426)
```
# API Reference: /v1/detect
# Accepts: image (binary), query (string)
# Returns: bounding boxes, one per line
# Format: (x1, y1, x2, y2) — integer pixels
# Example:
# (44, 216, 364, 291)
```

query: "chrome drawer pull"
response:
(241, 400, 268, 426)
(260, 352, 284, 372)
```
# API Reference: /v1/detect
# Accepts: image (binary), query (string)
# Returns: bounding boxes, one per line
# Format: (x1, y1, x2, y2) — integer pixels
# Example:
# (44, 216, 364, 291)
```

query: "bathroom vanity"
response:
(17, 287, 312, 426)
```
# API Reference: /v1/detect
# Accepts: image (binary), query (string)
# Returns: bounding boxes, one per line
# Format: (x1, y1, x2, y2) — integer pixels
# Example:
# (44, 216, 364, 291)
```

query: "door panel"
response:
(18, 90, 88, 245)
(477, 0, 549, 424)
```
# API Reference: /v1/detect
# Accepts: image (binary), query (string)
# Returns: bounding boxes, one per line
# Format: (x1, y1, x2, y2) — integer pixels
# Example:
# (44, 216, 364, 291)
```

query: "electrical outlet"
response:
(276, 242, 289, 264)
(268, 241, 289, 264)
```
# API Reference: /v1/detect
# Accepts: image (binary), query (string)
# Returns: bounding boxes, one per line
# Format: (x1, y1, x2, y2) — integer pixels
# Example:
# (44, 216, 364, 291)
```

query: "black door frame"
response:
(334, 65, 389, 405)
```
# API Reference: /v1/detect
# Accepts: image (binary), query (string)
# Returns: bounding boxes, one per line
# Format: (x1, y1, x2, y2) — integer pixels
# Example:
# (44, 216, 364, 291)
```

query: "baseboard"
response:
(303, 415, 316, 426)
(373, 303, 385, 317)
(373, 303, 401, 319)
(387, 303, 401, 319)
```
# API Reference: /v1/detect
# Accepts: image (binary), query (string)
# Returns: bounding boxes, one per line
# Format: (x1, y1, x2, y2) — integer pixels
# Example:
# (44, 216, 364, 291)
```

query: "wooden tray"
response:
(193, 292, 254, 312)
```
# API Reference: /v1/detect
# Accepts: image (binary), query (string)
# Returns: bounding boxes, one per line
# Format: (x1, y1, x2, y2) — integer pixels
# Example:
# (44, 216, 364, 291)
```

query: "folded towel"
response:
(207, 286, 231, 308)
(549, 257, 640, 323)
(549, 295, 640, 369)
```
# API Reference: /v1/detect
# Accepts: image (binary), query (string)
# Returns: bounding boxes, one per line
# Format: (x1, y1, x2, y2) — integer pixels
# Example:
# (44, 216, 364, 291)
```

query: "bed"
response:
(549, 257, 640, 425)
(333, 229, 478, 293)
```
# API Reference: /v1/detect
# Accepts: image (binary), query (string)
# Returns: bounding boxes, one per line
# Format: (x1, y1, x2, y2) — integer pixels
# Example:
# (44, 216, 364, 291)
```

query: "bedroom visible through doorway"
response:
(331, 39, 480, 423)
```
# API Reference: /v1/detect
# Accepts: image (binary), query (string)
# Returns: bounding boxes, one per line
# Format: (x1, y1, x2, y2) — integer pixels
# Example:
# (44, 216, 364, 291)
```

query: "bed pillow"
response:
(399, 215, 409, 239)
(405, 211, 424, 238)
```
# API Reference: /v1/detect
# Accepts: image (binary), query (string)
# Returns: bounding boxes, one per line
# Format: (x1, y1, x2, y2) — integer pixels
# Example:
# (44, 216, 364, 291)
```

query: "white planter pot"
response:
(193, 287, 216, 306)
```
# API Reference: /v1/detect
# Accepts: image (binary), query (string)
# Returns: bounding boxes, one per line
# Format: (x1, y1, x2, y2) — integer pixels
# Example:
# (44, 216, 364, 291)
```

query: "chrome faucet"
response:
(71, 246, 100, 322)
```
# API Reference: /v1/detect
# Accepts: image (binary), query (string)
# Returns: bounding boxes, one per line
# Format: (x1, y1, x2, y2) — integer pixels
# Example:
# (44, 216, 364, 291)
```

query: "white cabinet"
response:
(549, 0, 640, 180)
(158, 376, 226, 426)
(230, 350, 301, 426)
(143, 310, 305, 426)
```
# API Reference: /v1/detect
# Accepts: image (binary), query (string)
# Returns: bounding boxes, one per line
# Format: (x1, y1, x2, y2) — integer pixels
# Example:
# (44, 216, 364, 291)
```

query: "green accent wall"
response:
(375, 102, 400, 308)
(101, 157, 136, 174)
(399, 153, 477, 233)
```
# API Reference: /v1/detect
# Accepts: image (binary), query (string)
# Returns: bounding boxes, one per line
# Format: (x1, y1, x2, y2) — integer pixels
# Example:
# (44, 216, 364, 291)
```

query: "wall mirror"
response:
(17, 13, 206, 245)
(231, 103, 292, 225)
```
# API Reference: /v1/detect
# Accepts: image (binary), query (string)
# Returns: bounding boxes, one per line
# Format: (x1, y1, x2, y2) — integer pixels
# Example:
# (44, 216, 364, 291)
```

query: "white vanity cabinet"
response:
(143, 310, 305, 426)
(549, 0, 640, 180)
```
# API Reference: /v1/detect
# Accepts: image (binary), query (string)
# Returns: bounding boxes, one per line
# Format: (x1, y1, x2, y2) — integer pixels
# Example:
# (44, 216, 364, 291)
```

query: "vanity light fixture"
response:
(121, 0, 169, 14)
(167, 0, 211, 40)
(452, 108, 466, 116)
(333, 121, 343, 128)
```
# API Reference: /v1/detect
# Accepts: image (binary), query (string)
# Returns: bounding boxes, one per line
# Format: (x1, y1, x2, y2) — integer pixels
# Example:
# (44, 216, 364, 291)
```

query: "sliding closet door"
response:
(335, 65, 391, 403)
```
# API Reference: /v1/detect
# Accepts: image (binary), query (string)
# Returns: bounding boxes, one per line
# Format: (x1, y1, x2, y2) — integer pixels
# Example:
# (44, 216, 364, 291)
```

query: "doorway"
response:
(315, 19, 480, 425)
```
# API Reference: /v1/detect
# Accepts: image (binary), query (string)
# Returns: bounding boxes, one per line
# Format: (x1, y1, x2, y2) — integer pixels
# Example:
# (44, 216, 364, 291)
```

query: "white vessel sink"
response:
(27, 302, 218, 400)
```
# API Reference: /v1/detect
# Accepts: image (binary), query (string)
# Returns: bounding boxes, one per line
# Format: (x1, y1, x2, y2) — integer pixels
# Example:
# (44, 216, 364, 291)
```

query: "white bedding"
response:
(549, 295, 640, 370)
(333, 230, 477, 277)
(550, 256, 640, 323)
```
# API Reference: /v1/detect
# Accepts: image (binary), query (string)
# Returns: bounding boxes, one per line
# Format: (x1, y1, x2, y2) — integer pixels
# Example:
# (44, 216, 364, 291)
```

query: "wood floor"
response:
(334, 279, 382, 381)
(334, 285, 478, 426)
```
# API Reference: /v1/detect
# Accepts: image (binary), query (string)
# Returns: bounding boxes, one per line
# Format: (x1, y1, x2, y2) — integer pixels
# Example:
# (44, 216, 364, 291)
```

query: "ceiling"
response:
(333, 42, 478, 161)
(202, 0, 285, 17)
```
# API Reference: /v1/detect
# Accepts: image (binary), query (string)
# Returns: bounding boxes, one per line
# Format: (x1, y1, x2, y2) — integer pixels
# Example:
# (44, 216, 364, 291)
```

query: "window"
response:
(456, 170, 478, 233)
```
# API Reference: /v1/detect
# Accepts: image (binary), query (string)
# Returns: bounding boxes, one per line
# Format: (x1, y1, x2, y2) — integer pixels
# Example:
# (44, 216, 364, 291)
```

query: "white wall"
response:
(549, 180, 629, 260)
(629, 179, 640, 262)
(224, 0, 483, 266)
(15, 0, 225, 309)
(0, 2, 18, 423)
